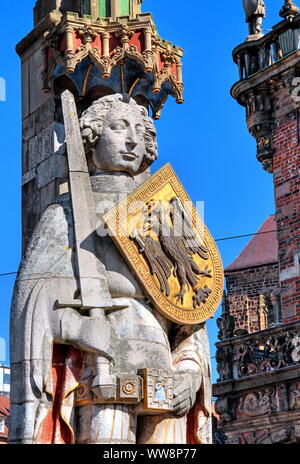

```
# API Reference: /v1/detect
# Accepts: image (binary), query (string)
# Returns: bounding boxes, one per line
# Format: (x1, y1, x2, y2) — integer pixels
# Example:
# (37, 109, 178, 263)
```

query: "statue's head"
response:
(80, 94, 158, 176)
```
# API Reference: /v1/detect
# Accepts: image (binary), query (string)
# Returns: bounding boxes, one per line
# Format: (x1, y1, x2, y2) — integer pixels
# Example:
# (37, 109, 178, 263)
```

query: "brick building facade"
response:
(213, 3, 300, 444)
(273, 108, 300, 323)
(225, 216, 280, 334)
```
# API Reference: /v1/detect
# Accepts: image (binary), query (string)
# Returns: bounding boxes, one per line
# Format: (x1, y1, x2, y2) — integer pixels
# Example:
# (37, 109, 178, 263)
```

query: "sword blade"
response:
(61, 89, 114, 310)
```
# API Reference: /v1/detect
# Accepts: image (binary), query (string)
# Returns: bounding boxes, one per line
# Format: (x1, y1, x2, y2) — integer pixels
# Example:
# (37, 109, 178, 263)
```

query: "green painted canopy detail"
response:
(120, 0, 130, 16)
(98, 0, 130, 17)
(98, 0, 111, 17)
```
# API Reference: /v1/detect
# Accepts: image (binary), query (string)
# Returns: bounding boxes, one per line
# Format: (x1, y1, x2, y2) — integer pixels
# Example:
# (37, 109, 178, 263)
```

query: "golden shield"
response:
(103, 163, 224, 325)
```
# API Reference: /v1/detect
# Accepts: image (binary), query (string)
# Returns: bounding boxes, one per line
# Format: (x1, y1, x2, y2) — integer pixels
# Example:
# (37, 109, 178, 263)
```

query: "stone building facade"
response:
(213, 2, 300, 444)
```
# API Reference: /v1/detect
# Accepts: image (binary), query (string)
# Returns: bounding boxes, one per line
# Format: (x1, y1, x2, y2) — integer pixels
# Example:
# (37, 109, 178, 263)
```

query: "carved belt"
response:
(76, 368, 174, 413)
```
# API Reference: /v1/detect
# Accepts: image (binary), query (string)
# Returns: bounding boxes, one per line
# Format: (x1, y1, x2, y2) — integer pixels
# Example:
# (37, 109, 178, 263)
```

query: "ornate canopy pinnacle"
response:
(26, 0, 184, 119)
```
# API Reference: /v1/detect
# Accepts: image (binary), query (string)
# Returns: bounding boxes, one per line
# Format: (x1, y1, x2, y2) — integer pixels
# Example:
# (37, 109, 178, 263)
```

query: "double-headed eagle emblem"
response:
(130, 197, 212, 309)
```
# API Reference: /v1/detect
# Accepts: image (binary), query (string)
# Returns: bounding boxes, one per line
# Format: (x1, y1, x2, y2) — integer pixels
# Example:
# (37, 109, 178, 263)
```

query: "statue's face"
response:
(94, 103, 146, 176)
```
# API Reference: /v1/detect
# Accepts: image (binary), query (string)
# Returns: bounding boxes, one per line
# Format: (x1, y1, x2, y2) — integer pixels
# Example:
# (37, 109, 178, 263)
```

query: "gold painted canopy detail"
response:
(104, 164, 224, 325)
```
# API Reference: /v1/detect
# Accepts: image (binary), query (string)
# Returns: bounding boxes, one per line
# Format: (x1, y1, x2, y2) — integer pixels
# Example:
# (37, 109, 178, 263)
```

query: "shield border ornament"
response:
(103, 163, 224, 326)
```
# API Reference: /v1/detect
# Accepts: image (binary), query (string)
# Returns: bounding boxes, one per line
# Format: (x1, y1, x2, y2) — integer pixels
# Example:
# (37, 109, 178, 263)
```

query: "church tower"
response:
(213, 1, 300, 444)
(17, 0, 183, 254)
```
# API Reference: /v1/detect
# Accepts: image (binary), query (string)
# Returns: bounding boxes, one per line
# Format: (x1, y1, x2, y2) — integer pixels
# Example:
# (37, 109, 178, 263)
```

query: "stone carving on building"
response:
(237, 390, 272, 417)
(228, 422, 300, 444)
(215, 324, 300, 382)
(291, 336, 300, 362)
(216, 345, 233, 382)
(215, 397, 233, 424)
(9, 91, 223, 444)
(232, 332, 300, 380)
(215, 382, 291, 428)
(289, 382, 300, 410)
(245, 87, 275, 174)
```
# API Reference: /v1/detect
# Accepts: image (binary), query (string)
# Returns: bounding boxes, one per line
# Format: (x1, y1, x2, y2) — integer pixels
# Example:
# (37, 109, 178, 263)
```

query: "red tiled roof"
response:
(0, 396, 10, 417)
(226, 215, 278, 272)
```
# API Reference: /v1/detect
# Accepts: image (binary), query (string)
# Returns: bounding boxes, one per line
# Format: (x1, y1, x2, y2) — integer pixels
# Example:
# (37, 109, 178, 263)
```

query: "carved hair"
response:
(80, 94, 158, 173)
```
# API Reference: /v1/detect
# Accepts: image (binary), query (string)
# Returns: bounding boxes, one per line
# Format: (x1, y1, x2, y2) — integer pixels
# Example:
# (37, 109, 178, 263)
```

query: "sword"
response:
(60, 89, 124, 400)
(60, 89, 116, 311)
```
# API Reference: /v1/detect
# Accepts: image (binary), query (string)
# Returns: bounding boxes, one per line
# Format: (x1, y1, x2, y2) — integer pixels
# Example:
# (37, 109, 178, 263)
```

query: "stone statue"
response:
(9, 94, 212, 444)
(243, 0, 266, 37)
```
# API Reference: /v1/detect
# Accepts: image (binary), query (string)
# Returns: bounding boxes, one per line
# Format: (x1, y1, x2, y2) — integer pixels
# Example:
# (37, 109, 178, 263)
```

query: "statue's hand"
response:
(56, 308, 115, 359)
(173, 372, 201, 417)
(77, 314, 112, 355)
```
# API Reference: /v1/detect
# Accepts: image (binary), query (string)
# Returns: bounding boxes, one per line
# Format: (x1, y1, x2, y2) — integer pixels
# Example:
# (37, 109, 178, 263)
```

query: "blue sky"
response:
(0, 1, 282, 383)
